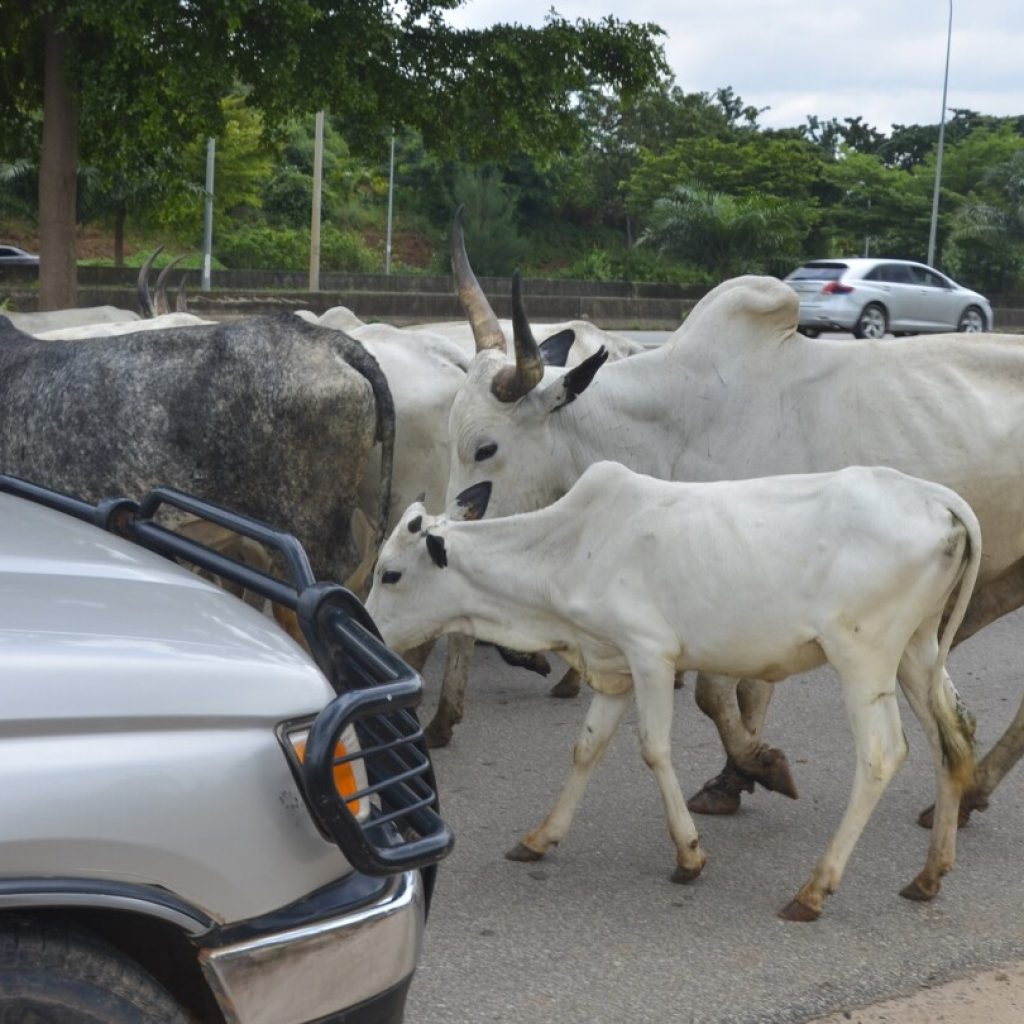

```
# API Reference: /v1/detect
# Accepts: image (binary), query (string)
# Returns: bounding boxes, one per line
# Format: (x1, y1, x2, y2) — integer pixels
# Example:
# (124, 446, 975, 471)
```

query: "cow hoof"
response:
(687, 761, 755, 815)
(494, 646, 551, 677)
(917, 790, 988, 830)
(423, 719, 453, 749)
(747, 748, 799, 800)
(777, 898, 820, 922)
(506, 842, 546, 862)
(687, 787, 740, 815)
(670, 863, 704, 885)
(900, 876, 940, 902)
(548, 670, 581, 700)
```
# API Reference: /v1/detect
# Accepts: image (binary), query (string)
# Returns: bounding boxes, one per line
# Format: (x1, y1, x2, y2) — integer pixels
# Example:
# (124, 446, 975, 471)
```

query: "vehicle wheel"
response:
(957, 306, 985, 333)
(0, 918, 189, 1023)
(853, 303, 887, 340)
(798, 328, 820, 338)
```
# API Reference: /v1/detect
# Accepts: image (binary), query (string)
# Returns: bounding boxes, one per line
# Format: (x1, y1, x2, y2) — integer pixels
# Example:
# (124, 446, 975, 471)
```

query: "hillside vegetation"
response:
(4, 84, 1023, 295)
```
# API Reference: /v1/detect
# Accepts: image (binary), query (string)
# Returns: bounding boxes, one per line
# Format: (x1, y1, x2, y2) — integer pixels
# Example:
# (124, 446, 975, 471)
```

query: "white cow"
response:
(445, 223, 1024, 827)
(367, 462, 981, 920)
(409, 317, 643, 366)
(316, 318, 595, 741)
(33, 312, 212, 340)
(7, 306, 140, 333)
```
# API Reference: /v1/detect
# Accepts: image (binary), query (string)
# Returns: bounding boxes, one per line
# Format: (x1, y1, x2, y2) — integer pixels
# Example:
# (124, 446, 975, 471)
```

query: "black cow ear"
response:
(552, 346, 609, 410)
(539, 329, 576, 367)
(454, 481, 492, 522)
(426, 533, 448, 568)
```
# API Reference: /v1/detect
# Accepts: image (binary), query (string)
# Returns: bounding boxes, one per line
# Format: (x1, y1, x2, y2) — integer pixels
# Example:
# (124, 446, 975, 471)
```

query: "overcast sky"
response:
(445, 0, 1023, 133)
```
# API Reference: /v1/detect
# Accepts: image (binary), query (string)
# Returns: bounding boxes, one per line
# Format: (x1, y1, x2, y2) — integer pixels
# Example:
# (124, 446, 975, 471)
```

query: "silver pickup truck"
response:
(0, 476, 453, 1024)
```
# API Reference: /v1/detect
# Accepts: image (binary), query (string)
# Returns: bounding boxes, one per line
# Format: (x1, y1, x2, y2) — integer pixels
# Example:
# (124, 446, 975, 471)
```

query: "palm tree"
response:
(640, 183, 797, 280)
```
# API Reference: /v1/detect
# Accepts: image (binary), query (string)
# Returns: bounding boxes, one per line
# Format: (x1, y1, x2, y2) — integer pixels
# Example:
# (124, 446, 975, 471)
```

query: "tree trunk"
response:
(114, 203, 126, 267)
(38, 11, 79, 310)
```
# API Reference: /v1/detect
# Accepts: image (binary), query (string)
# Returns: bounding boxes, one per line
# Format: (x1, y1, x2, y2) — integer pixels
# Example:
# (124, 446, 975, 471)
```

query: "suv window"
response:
(909, 265, 949, 288)
(789, 263, 847, 281)
(865, 264, 914, 285)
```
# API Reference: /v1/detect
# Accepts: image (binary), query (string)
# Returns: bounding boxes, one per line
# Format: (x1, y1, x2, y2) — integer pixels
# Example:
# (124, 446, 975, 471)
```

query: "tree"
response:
(639, 184, 802, 280)
(0, 3, 666, 307)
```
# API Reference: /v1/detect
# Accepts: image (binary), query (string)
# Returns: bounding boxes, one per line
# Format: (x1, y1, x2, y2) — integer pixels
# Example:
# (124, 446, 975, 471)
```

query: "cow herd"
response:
(3, 213, 1024, 921)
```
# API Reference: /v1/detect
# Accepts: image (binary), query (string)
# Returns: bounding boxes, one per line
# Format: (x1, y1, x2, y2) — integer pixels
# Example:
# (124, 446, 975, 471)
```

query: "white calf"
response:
(366, 462, 981, 920)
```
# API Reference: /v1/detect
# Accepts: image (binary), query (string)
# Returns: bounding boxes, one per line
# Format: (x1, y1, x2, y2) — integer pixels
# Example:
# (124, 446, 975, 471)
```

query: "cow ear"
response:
(539, 329, 576, 367)
(425, 532, 448, 568)
(454, 481, 492, 521)
(545, 346, 609, 412)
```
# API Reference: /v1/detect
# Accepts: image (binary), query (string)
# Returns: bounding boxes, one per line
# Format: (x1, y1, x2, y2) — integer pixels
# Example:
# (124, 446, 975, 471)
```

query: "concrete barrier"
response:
(3, 267, 1021, 331)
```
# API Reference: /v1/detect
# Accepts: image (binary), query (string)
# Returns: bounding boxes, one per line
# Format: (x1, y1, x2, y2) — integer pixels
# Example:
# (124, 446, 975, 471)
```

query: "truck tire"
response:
(0, 918, 189, 1024)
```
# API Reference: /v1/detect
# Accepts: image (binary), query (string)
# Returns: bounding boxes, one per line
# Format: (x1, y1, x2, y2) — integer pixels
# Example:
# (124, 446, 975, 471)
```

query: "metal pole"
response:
(385, 128, 395, 275)
(201, 137, 215, 291)
(927, 0, 953, 267)
(309, 110, 324, 292)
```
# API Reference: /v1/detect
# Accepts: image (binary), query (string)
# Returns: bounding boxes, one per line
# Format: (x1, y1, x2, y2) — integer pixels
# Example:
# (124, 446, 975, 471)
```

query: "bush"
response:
(216, 224, 376, 271)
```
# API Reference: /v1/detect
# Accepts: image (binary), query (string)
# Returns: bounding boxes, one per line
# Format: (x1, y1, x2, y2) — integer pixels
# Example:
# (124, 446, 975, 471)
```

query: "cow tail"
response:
(930, 493, 983, 790)
(337, 334, 395, 556)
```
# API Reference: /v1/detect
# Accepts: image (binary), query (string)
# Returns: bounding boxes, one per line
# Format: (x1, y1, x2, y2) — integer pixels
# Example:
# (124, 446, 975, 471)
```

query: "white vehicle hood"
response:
(0, 494, 335, 722)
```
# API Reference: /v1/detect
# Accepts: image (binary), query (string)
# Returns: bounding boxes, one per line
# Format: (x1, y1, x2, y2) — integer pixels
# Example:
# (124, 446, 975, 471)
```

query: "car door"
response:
(907, 265, 961, 330)
(863, 263, 916, 330)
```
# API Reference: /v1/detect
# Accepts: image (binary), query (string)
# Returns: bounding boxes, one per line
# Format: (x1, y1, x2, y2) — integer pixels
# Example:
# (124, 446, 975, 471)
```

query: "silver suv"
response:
(785, 258, 993, 339)
(0, 476, 452, 1024)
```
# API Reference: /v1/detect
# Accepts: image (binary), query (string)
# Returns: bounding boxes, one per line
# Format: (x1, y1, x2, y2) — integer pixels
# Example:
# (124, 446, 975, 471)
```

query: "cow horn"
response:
(155, 254, 186, 317)
(491, 272, 544, 402)
(451, 206, 505, 353)
(137, 245, 163, 318)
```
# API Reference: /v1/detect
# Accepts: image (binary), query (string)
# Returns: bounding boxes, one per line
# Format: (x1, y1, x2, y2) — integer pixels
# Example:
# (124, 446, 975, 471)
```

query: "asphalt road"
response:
(407, 615, 1024, 1024)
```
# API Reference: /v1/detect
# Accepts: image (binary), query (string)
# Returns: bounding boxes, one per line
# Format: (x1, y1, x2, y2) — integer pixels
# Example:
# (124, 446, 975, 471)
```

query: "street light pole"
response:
(927, 0, 953, 267)
(385, 128, 395, 275)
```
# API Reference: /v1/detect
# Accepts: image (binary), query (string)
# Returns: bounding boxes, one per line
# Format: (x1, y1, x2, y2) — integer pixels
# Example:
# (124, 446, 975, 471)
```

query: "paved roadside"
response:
(810, 960, 1024, 1023)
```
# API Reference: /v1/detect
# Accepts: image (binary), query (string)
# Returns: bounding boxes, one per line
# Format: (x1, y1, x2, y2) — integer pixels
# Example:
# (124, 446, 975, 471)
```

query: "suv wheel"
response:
(853, 303, 887, 340)
(0, 919, 189, 1023)
(958, 306, 985, 333)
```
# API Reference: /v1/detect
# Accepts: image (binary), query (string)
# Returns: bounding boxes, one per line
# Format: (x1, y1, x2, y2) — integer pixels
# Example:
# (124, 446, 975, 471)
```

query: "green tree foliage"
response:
(640, 184, 803, 279)
(450, 166, 527, 276)
(0, 1, 666, 305)
(946, 145, 1024, 293)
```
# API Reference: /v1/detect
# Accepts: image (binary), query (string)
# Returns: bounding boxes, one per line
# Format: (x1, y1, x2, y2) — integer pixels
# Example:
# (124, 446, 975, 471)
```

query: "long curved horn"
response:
(492, 272, 544, 402)
(154, 254, 186, 317)
(175, 272, 190, 313)
(137, 245, 163, 318)
(451, 206, 505, 353)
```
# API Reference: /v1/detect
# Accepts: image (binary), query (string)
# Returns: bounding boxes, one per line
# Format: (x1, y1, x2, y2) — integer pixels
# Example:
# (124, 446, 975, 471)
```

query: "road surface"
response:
(406, 594, 1024, 1023)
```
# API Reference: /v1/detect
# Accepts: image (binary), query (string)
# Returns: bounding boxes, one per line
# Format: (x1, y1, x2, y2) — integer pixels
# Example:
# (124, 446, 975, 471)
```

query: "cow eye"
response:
(382, 570, 402, 585)
(474, 442, 498, 462)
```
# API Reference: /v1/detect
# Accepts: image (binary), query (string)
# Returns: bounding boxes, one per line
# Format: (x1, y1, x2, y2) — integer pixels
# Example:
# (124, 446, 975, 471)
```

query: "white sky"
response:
(445, 0, 1024, 133)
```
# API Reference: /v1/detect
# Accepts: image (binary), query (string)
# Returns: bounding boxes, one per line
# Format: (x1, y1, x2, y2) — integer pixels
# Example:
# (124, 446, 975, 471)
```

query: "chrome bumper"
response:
(200, 870, 424, 1024)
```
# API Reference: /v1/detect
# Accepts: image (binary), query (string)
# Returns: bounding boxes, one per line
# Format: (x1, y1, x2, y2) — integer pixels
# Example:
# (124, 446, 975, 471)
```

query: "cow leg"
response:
(549, 667, 582, 699)
(952, 557, 1024, 647)
(423, 635, 475, 748)
(507, 689, 631, 862)
(633, 661, 708, 882)
(780, 654, 906, 922)
(896, 623, 971, 901)
(971, 694, 1024, 807)
(399, 640, 434, 674)
(918, 562, 1024, 828)
(688, 674, 789, 814)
